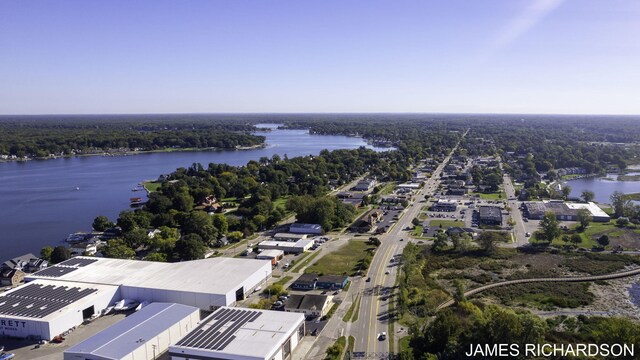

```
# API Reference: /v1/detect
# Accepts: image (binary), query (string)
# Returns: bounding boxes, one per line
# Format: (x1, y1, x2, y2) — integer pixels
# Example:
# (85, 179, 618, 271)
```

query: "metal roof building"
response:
(288, 223, 323, 235)
(27, 257, 272, 310)
(257, 239, 314, 254)
(0, 279, 119, 340)
(169, 307, 305, 360)
(64, 302, 200, 360)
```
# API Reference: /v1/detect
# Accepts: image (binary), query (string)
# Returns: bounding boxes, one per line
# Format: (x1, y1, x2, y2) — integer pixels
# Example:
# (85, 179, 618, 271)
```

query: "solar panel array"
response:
(177, 308, 262, 350)
(32, 257, 100, 278)
(0, 283, 97, 318)
(58, 257, 99, 267)
(32, 266, 79, 278)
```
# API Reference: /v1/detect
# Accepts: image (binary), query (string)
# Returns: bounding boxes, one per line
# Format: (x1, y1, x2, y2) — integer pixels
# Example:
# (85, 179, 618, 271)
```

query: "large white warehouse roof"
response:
(28, 257, 271, 296)
(170, 307, 304, 360)
(64, 302, 199, 360)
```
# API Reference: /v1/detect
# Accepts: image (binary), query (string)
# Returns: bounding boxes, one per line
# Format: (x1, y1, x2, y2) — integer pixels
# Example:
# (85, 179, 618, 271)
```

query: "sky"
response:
(1, 0, 639, 115)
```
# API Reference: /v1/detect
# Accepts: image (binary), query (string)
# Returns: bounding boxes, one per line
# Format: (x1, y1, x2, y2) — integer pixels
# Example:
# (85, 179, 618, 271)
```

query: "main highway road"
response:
(351, 132, 466, 358)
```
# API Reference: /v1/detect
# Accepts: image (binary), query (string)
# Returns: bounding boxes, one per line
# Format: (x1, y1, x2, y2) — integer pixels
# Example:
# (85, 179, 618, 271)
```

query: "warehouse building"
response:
(273, 233, 307, 242)
(5, 257, 272, 340)
(169, 307, 305, 360)
(64, 303, 199, 360)
(258, 239, 314, 254)
(478, 206, 503, 226)
(256, 249, 284, 266)
(523, 201, 610, 222)
(289, 223, 323, 235)
(27, 257, 272, 310)
(431, 199, 458, 212)
(0, 279, 119, 340)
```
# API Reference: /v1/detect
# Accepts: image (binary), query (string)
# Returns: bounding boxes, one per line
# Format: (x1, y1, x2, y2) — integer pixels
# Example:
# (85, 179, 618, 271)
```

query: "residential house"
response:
(0, 269, 25, 286)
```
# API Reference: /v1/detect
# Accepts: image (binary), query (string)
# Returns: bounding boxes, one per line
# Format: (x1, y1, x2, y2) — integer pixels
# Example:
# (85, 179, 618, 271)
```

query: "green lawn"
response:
(428, 220, 464, 228)
(275, 275, 293, 286)
(142, 181, 162, 193)
(531, 221, 618, 248)
(470, 191, 506, 200)
(305, 239, 373, 275)
(411, 225, 424, 237)
(377, 182, 397, 195)
(287, 251, 319, 273)
(273, 195, 290, 209)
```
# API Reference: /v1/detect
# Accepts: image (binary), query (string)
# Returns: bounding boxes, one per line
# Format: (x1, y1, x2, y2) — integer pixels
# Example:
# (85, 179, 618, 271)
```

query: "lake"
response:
(568, 173, 640, 203)
(0, 124, 384, 259)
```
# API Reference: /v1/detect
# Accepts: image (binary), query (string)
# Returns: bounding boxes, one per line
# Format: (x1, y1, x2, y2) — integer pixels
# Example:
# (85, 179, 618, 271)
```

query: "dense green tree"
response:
(145, 252, 168, 262)
(577, 209, 591, 231)
(174, 234, 206, 260)
(581, 190, 595, 203)
(101, 239, 136, 259)
(478, 232, 499, 254)
(51, 246, 71, 264)
(92, 215, 114, 231)
(432, 232, 448, 252)
(226, 231, 244, 242)
(597, 234, 610, 248)
(538, 212, 561, 243)
(610, 191, 628, 218)
(40, 246, 53, 262)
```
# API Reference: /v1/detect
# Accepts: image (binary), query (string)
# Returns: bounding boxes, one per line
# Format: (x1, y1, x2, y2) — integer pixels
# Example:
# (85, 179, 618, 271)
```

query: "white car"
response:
(378, 332, 387, 340)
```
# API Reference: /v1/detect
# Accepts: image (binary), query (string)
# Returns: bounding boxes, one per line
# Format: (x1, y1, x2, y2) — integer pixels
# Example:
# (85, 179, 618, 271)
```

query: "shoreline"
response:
(0, 143, 267, 164)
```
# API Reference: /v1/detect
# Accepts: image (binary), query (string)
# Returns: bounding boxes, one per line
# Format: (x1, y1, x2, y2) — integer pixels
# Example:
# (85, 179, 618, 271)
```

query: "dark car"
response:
(366, 277, 371, 282)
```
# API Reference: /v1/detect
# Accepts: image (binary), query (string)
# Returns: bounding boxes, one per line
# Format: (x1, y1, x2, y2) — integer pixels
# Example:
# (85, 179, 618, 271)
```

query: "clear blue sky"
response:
(1, 0, 639, 115)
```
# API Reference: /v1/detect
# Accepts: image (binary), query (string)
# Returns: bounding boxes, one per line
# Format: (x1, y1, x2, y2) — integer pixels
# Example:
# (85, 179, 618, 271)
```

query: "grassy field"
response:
(411, 225, 424, 237)
(622, 192, 640, 201)
(287, 251, 320, 273)
(428, 220, 464, 228)
(470, 191, 506, 200)
(142, 181, 162, 192)
(342, 295, 361, 322)
(305, 239, 373, 275)
(530, 221, 630, 249)
(377, 182, 397, 195)
(275, 275, 293, 286)
(273, 195, 290, 209)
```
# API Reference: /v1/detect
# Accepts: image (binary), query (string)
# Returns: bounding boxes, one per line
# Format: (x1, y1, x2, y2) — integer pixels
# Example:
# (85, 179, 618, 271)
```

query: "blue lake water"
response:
(0, 125, 384, 259)
(568, 173, 640, 203)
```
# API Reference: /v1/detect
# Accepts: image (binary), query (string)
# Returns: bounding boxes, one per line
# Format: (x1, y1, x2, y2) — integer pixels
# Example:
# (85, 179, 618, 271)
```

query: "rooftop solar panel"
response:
(0, 283, 98, 319)
(32, 266, 79, 278)
(57, 257, 99, 267)
(176, 308, 262, 350)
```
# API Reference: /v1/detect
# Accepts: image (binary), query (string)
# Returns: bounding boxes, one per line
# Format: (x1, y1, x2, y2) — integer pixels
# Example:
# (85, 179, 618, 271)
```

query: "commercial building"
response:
(169, 307, 305, 360)
(27, 257, 272, 310)
(478, 206, 503, 226)
(64, 303, 200, 360)
(397, 183, 421, 190)
(5, 257, 272, 340)
(352, 179, 375, 192)
(523, 201, 610, 222)
(289, 223, 323, 235)
(284, 294, 333, 319)
(0, 279, 119, 340)
(290, 274, 349, 291)
(290, 273, 317, 290)
(273, 233, 307, 242)
(258, 240, 314, 254)
(431, 199, 458, 212)
(256, 250, 285, 266)
(315, 275, 349, 290)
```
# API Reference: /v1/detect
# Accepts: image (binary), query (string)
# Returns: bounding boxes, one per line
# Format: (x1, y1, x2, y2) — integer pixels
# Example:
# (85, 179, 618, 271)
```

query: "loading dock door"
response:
(235, 287, 245, 301)
(82, 305, 95, 319)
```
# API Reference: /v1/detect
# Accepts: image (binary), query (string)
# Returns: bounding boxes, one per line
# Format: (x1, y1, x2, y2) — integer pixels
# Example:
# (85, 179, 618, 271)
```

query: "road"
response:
(503, 174, 528, 247)
(437, 266, 640, 309)
(351, 131, 467, 357)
